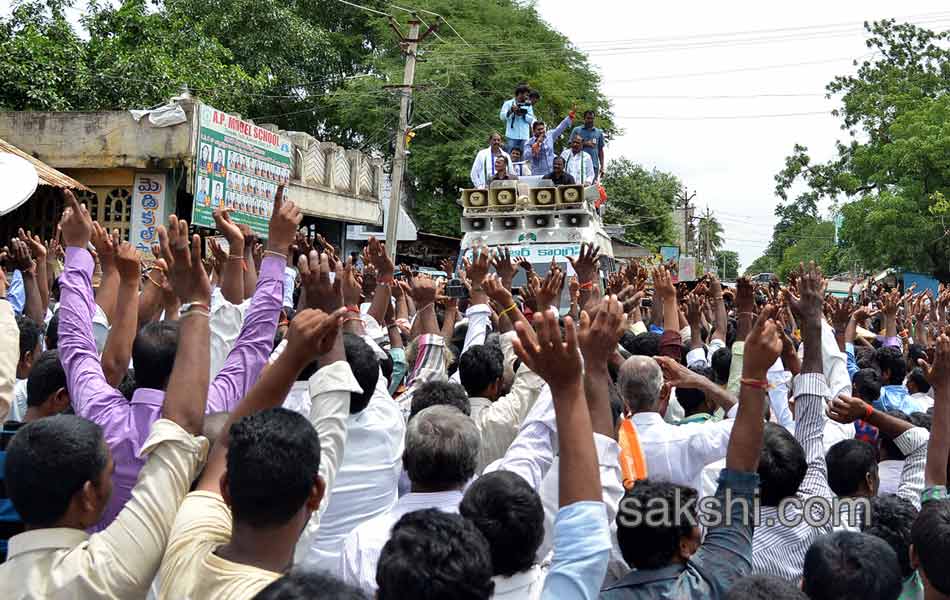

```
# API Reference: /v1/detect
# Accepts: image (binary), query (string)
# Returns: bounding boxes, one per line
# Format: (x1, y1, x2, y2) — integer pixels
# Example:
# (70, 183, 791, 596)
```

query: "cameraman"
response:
(499, 83, 535, 153)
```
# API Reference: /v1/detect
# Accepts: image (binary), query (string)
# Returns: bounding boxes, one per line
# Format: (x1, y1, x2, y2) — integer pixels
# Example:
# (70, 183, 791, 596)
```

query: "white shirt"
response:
(208, 287, 249, 379)
(471, 147, 513, 188)
(560, 149, 594, 186)
(878, 460, 904, 497)
(628, 411, 734, 492)
(339, 489, 464, 594)
(485, 386, 629, 584)
(9, 378, 27, 421)
(493, 564, 546, 600)
(295, 373, 406, 573)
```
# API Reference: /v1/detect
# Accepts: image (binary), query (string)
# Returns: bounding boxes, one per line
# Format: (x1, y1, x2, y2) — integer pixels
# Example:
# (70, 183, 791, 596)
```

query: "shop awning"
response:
(0, 137, 91, 192)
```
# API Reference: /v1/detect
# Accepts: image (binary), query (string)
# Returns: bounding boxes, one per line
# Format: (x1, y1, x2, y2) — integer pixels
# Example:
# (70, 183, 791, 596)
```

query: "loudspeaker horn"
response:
(461, 188, 488, 209)
(525, 213, 554, 229)
(461, 216, 491, 232)
(557, 184, 584, 205)
(528, 186, 557, 207)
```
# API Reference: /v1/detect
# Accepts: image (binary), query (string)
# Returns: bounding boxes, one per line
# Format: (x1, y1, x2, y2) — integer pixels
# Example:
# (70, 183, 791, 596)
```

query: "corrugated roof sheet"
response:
(0, 137, 91, 192)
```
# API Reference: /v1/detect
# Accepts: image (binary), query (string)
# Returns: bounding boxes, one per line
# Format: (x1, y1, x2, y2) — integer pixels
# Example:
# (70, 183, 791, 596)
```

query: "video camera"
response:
(514, 101, 532, 117)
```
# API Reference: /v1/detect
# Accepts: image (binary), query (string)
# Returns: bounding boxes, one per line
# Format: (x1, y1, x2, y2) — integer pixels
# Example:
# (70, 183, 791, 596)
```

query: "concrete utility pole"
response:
(677, 188, 696, 256)
(384, 15, 437, 260)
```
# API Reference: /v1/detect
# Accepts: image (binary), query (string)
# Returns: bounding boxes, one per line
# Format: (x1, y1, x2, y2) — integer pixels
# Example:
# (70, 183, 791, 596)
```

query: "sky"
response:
(534, 0, 950, 270)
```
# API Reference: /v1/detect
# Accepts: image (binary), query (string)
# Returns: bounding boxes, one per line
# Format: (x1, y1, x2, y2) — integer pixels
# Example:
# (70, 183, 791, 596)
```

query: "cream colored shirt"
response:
(157, 361, 358, 598)
(0, 300, 19, 420)
(469, 364, 546, 474)
(0, 419, 208, 600)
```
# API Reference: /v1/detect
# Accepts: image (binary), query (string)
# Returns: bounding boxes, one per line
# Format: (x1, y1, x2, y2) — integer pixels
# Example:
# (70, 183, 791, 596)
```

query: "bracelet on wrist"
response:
(263, 249, 287, 260)
(345, 305, 361, 314)
(864, 403, 874, 420)
(740, 378, 770, 390)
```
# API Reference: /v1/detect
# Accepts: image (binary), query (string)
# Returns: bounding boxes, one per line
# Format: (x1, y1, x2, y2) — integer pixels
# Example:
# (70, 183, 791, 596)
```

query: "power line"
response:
(335, 0, 391, 18)
(614, 111, 831, 120)
(607, 54, 875, 84)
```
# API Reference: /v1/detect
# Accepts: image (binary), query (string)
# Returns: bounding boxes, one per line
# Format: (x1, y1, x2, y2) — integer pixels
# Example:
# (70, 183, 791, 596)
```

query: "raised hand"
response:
(298, 250, 342, 313)
(735, 276, 755, 315)
(919, 332, 950, 391)
(742, 305, 785, 379)
(208, 237, 229, 266)
(463, 247, 492, 290)
(267, 185, 300, 254)
(536, 261, 565, 309)
(284, 308, 348, 367)
(59, 189, 93, 249)
(19, 229, 46, 263)
(491, 247, 516, 287)
(484, 273, 514, 309)
(341, 260, 363, 307)
(365, 236, 395, 281)
(91, 222, 117, 264)
(578, 295, 627, 368)
(115, 241, 141, 282)
(515, 257, 533, 274)
(685, 293, 704, 329)
(440, 257, 456, 279)
(10, 238, 33, 272)
(512, 309, 582, 390)
(784, 262, 826, 327)
(212, 208, 245, 253)
(652, 265, 675, 302)
(409, 274, 438, 307)
(158, 215, 212, 304)
(566, 242, 600, 285)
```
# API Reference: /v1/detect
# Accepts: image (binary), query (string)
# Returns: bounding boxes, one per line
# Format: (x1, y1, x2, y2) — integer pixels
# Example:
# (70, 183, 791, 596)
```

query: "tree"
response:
(0, 0, 615, 237)
(770, 19, 950, 277)
(601, 158, 680, 250)
(713, 250, 739, 281)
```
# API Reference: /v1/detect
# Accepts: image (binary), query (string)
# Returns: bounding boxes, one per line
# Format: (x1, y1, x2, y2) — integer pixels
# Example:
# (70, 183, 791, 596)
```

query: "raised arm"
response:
(10, 239, 44, 325)
(727, 307, 783, 471)
(101, 242, 140, 386)
(56, 190, 129, 424)
(212, 207, 246, 305)
(158, 216, 214, 435)
(91, 225, 121, 327)
(21, 229, 50, 316)
(784, 263, 834, 501)
(197, 307, 346, 493)
(578, 295, 627, 439)
(206, 187, 298, 413)
(920, 333, 950, 489)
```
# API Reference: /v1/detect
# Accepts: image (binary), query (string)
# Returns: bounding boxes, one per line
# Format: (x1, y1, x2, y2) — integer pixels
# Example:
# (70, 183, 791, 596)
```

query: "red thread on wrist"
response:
(579, 281, 594, 291)
(740, 378, 769, 390)
(864, 403, 874, 420)
(345, 305, 361, 314)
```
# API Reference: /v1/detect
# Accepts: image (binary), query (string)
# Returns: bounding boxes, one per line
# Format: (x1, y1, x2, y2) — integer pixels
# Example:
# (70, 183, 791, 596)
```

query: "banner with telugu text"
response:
(192, 103, 292, 238)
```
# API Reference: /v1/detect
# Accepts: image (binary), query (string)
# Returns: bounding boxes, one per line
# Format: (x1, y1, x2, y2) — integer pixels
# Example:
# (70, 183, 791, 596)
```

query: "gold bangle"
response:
(499, 303, 518, 317)
(263, 250, 287, 260)
(180, 309, 210, 319)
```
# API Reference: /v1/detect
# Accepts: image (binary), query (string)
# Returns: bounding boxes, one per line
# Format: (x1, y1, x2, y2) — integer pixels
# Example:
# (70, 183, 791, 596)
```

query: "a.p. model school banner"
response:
(192, 104, 292, 238)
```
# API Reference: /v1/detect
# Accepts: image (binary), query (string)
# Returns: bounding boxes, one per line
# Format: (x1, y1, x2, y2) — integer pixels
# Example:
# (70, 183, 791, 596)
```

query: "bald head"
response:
(618, 356, 663, 413)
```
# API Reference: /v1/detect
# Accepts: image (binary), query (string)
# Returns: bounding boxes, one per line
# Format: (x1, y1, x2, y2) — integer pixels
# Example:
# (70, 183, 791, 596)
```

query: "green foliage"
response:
(0, 0, 90, 110)
(769, 18, 950, 278)
(712, 250, 739, 281)
(601, 158, 679, 250)
(0, 0, 618, 236)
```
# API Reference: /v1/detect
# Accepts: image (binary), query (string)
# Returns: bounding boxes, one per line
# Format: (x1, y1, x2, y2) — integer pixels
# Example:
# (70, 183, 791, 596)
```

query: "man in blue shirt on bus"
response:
(499, 84, 535, 154)
(569, 110, 606, 182)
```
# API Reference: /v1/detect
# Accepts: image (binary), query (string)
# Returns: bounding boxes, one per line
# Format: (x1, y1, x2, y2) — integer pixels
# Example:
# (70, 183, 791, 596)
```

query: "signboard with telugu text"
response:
(131, 173, 168, 254)
(192, 103, 292, 238)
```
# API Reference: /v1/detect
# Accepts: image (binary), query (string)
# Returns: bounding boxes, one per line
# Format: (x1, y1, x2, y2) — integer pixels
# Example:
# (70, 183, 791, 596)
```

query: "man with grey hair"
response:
(619, 354, 738, 492)
(339, 404, 479, 594)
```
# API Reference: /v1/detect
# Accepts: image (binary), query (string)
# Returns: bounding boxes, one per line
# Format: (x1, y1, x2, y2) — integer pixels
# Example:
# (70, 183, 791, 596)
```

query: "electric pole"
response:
(384, 15, 438, 260)
(677, 188, 696, 256)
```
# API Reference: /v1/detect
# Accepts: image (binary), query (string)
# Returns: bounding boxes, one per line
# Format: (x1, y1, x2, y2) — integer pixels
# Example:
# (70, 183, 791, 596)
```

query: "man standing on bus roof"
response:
(499, 83, 535, 154)
(470, 132, 513, 188)
(569, 109, 605, 182)
(561, 135, 595, 186)
(523, 104, 575, 177)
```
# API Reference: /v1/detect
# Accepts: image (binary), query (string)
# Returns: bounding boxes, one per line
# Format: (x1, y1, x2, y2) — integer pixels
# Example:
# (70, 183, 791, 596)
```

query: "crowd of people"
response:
(0, 187, 948, 600)
(471, 83, 606, 189)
